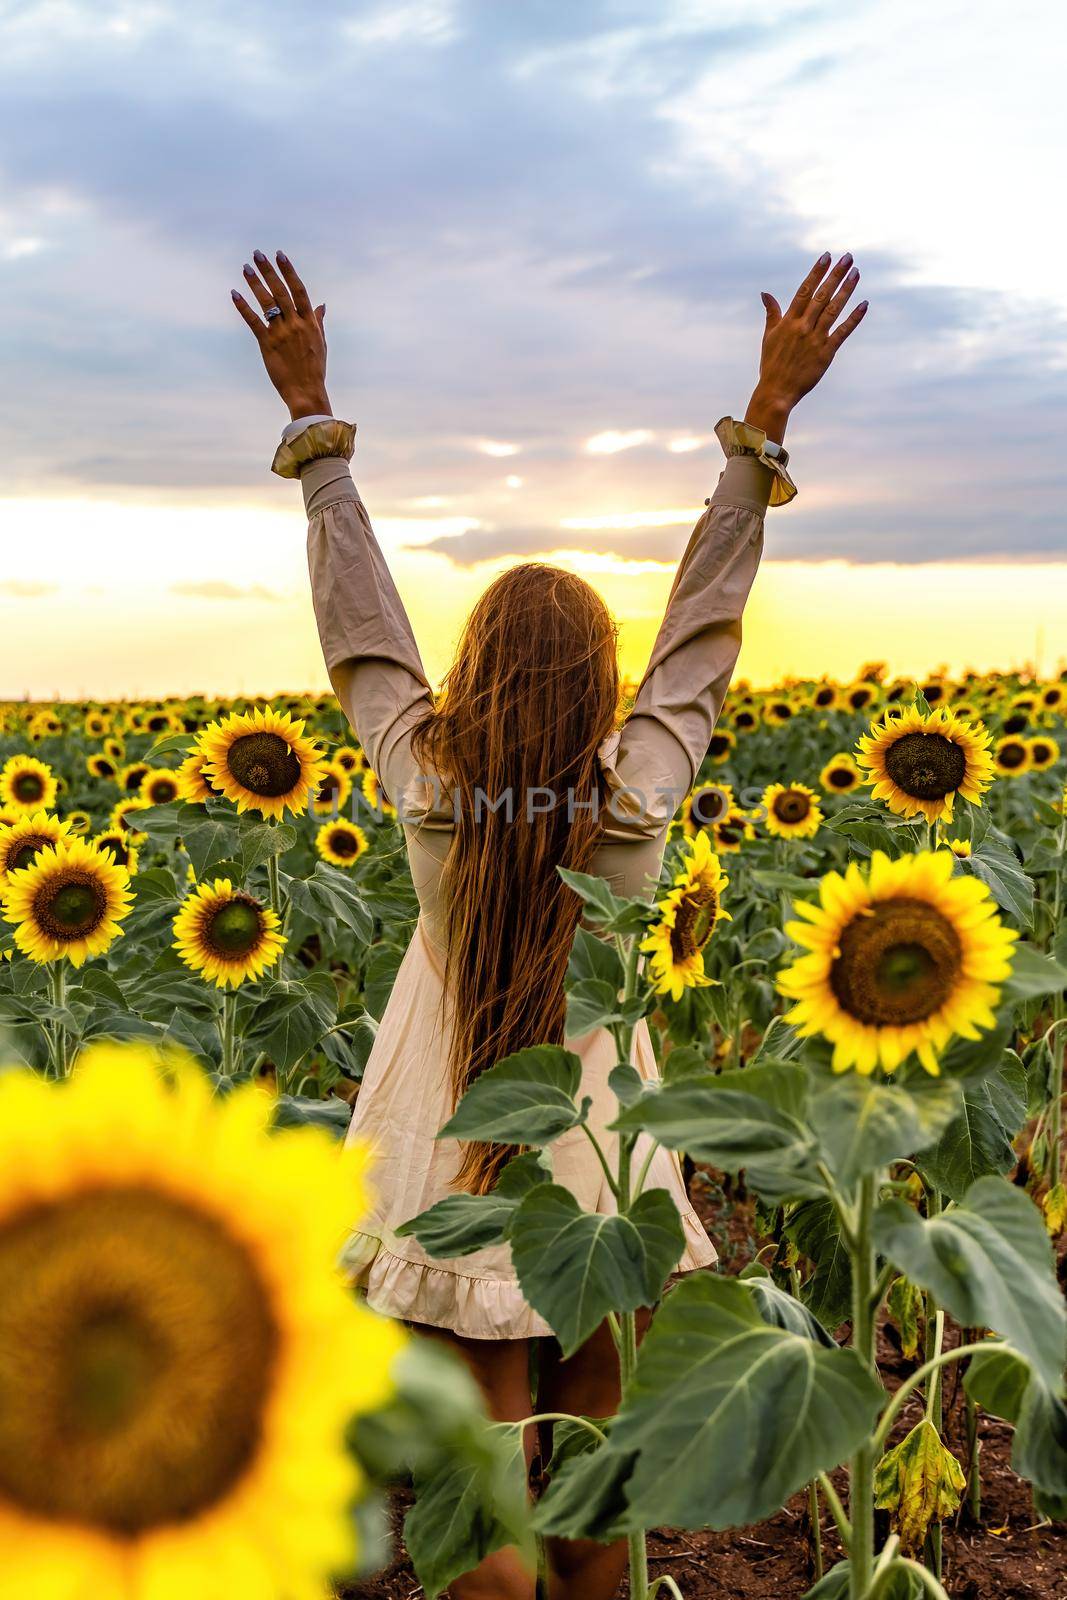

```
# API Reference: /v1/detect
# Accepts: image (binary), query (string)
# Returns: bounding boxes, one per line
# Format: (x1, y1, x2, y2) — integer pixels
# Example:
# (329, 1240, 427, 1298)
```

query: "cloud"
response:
(0, 0, 1063, 567)
(0, 579, 59, 597)
(169, 581, 283, 601)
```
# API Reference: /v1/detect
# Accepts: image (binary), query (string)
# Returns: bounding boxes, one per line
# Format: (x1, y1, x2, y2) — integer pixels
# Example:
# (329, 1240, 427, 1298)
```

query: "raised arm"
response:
(231, 250, 432, 803)
(614, 252, 868, 812)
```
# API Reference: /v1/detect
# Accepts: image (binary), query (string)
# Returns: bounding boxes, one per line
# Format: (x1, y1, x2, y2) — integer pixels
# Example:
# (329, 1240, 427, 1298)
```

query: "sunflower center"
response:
(998, 741, 1027, 769)
(828, 767, 855, 790)
(8, 835, 49, 873)
(707, 734, 732, 759)
(13, 772, 44, 802)
(883, 732, 966, 800)
(34, 875, 107, 940)
(830, 897, 962, 1026)
(148, 778, 178, 803)
(205, 898, 264, 956)
(226, 733, 301, 798)
(773, 789, 812, 824)
(669, 884, 718, 961)
(815, 688, 835, 706)
(328, 828, 359, 858)
(690, 786, 730, 825)
(0, 1188, 278, 1534)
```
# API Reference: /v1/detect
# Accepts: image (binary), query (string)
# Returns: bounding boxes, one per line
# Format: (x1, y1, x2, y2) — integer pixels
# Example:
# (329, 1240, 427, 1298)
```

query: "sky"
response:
(1, 0, 1066, 700)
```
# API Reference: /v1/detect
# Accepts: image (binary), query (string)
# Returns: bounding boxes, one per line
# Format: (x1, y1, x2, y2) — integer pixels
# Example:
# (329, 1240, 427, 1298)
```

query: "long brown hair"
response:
(412, 563, 619, 1193)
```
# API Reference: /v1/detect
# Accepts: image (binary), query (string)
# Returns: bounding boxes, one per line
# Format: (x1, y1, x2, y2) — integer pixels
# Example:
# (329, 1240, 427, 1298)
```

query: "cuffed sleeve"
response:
(611, 447, 779, 814)
(305, 479, 433, 804)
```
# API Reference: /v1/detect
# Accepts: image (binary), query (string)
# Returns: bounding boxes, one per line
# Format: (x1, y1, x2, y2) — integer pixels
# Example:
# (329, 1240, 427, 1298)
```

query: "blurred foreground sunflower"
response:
(0, 1043, 402, 1600)
(856, 704, 994, 823)
(3, 837, 132, 965)
(174, 880, 285, 987)
(641, 831, 730, 1000)
(201, 706, 325, 820)
(778, 849, 1017, 1074)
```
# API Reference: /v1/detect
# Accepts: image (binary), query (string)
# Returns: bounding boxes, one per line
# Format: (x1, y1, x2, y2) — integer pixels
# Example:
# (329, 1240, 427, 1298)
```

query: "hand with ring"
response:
(231, 250, 331, 420)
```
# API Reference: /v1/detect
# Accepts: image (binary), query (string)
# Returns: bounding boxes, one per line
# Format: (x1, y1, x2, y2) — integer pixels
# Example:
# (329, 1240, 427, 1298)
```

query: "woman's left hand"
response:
(231, 250, 332, 421)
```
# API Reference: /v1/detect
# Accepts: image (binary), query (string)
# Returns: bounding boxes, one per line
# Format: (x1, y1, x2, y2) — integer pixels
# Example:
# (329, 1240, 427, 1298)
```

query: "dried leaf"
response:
(886, 1276, 925, 1361)
(1042, 1182, 1067, 1238)
(874, 1419, 966, 1556)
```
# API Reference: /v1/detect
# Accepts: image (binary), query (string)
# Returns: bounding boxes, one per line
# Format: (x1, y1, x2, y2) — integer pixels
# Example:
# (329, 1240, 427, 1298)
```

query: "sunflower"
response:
(176, 746, 217, 803)
(87, 754, 118, 780)
(28, 709, 61, 740)
(820, 752, 863, 794)
(1000, 712, 1030, 737)
(993, 735, 1031, 777)
(139, 767, 181, 806)
(705, 728, 736, 765)
(94, 828, 140, 875)
(680, 782, 735, 836)
(856, 704, 994, 823)
(811, 682, 839, 711)
(64, 809, 92, 835)
(1027, 735, 1060, 771)
(119, 761, 151, 795)
(0, 811, 73, 887)
(764, 699, 795, 726)
(1039, 683, 1064, 713)
(334, 743, 366, 776)
(110, 799, 151, 843)
(947, 839, 972, 858)
(200, 706, 326, 820)
(313, 761, 354, 817)
(174, 880, 285, 987)
(315, 819, 369, 868)
(763, 782, 823, 840)
(361, 767, 396, 820)
(0, 1041, 401, 1600)
(3, 838, 132, 966)
(845, 681, 879, 713)
(84, 710, 111, 737)
(641, 831, 730, 1000)
(732, 707, 760, 734)
(0, 755, 58, 815)
(778, 850, 1017, 1074)
(713, 808, 754, 853)
(921, 680, 947, 706)
(104, 736, 125, 762)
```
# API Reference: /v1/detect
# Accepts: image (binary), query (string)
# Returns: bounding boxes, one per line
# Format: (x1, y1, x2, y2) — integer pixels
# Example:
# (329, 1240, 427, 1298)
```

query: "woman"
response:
(233, 249, 866, 1598)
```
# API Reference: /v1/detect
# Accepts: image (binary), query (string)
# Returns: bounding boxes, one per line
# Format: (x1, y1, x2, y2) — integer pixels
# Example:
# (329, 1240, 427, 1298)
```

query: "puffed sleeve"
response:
(605, 451, 775, 832)
(297, 446, 434, 806)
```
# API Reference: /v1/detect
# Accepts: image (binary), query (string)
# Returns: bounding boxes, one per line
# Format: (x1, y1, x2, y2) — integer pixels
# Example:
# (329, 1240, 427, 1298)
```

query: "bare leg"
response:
(537, 1313, 651, 1600)
(416, 1325, 536, 1599)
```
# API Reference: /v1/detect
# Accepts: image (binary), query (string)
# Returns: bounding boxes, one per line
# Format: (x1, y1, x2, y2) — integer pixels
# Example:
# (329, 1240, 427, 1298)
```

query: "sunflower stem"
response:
(220, 991, 237, 1078)
(846, 1172, 877, 1600)
(47, 962, 68, 1078)
(267, 846, 284, 979)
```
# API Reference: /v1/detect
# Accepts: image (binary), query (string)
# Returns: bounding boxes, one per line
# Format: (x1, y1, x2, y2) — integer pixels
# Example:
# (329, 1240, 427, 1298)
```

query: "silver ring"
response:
(264, 305, 283, 321)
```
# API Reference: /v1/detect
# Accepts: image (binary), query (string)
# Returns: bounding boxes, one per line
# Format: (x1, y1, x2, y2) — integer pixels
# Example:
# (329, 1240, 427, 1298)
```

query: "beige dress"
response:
(292, 430, 774, 1338)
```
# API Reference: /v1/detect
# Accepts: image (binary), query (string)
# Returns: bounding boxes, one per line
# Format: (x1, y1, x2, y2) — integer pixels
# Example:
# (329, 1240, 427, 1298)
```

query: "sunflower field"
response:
(0, 663, 1065, 1600)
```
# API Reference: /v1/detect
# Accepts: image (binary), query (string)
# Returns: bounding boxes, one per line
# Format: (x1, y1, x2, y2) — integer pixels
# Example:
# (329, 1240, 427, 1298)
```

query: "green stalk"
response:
(1046, 810, 1067, 1190)
(267, 847, 284, 979)
(47, 961, 68, 1078)
(220, 991, 237, 1078)
(615, 930, 649, 1600)
(964, 1360, 982, 1522)
(848, 1172, 877, 1600)
(922, 1194, 944, 1582)
(809, 1479, 825, 1581)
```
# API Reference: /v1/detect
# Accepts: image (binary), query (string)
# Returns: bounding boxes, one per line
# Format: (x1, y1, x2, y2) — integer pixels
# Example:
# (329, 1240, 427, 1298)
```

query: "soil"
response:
(340, 1169, 1067, 1600)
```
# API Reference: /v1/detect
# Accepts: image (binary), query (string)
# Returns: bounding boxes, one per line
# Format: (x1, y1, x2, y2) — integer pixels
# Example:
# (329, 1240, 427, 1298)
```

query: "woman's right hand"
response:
(231, 250, 332, 422)
(744, 252, 868, 442)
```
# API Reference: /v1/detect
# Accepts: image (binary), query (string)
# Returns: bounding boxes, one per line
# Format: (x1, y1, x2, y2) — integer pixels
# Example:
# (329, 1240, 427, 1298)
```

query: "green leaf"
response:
(604, 1274, 883, 1530)
(885, 1277, 924, 1361)
(532, 1438, 636, 1543)
(183, 815, 241, 879)
(568, 926, 624, 989)
(739, 1263, 836, 1347)
(397, 1153, 552, 1258)
(1002, 943, 1067, 1003)
(916, 1052, 1028, 1200)
(557, 868, 649, 933)
(874, 1178, 1067, 1389)
(566, 977, 623, 1035)
(438, 1046, 587, 1147)
(965, 1349, 1067, 1503)
(129, 800, 192, 840)
(286, 862, 374, 943)
(247, 972, 338, 1071)
(661, 1043, 712, 1082)
(509, 1185, 684, 1355)
(145, 729, 200, 762)
(271, 1095, 351, 1138)
(239, 817, 298, 872)
(611, 1061, 817, 1190)
(363, 943, 404, 1020)
(785, 1198, 854, 1331)
(963, 839, 1034, 928)
(809, 1072, 962, 1188)
(405, 1422, 532, 1600)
